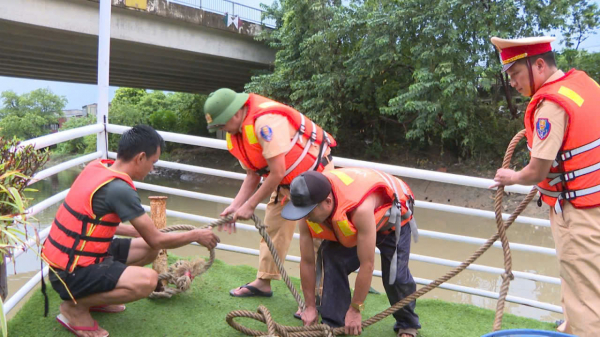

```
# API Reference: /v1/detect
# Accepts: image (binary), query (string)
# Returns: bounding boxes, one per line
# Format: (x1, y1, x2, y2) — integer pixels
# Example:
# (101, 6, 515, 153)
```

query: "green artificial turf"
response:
(8, 257, 555, 336)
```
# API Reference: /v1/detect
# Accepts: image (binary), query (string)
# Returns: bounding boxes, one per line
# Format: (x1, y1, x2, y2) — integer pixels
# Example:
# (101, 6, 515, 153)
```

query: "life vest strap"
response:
(537, 184, 600, 213)
(256, 126, 332, 177)
(559, 136, 600, 162)
(53, 219, 113, 243)
(46, 235, 109, 259)
(548, 161, 600, 186)
(284, 135, 314, 177)
(298, 113, 306, 134)
(62, 202, 119, 226)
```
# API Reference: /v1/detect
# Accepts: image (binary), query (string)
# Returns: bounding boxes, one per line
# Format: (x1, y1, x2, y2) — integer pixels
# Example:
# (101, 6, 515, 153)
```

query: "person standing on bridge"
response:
(490, 36, 600, 336)
(281, 168, 420, 337)
(203, 89, 336, 306)
(42, 125, 220, 337)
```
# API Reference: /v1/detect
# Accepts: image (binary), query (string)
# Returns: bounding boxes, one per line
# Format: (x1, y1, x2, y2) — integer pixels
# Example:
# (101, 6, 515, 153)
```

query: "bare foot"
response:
(230, 279, 271, 296)
(59, 302, 109, 337)
(556, 320, 567, 333)
(90, 304, 126, 313)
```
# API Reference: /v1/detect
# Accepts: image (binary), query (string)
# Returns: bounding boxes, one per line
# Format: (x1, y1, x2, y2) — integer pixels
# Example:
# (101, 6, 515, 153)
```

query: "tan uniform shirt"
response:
(239, 113, 331, 169)
(534, 70, 600, 336)
(531, 70, 567, 160)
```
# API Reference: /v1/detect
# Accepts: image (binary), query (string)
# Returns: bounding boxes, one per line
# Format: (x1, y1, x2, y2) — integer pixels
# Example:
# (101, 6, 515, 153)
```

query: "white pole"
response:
(97, 0, 111, 159)
(3, 266, 48, 314)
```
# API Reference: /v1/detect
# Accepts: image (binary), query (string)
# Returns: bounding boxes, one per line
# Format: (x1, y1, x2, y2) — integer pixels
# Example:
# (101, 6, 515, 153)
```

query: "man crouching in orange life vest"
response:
(490, 36, 600, 336)
(203, 88, 335, 319)
(41, 125, 220, 337)
(281, 169, 421, 337)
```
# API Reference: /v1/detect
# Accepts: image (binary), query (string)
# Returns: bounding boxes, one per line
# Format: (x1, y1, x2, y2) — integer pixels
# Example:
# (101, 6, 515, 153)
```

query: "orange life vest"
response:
(306, 168, 417, 247)
(41, 159, 135, 273)
(226, 94, 337, 185)
(524, 69, 600, 213)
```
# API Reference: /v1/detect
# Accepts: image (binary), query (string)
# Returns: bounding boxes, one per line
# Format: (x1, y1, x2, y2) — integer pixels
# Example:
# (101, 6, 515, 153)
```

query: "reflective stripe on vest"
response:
(311, 168, 414, 244)
(537, 183, 600, 213)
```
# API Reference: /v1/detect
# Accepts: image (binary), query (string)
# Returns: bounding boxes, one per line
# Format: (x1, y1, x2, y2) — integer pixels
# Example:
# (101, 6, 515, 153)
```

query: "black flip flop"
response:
(293, 312, 301, 320)
(229, 284, 273, 297)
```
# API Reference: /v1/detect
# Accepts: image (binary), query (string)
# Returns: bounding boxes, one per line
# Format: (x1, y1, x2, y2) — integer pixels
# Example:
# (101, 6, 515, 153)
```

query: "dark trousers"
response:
(319, 223, 421, 332)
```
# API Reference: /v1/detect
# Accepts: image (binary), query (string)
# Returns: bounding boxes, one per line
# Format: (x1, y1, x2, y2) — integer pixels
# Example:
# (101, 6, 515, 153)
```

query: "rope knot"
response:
(501, 272, 514, 281)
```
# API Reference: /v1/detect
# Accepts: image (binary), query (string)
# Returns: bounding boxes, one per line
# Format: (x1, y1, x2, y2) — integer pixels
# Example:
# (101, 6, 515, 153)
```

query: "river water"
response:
(5, 159, 562, 323)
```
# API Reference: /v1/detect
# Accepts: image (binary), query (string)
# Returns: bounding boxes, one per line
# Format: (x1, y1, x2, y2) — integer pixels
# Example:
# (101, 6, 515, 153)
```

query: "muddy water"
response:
(7, 165, 562, 323)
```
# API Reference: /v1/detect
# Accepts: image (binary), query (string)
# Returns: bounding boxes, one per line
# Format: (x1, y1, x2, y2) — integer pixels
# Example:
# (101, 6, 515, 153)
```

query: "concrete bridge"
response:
(0, 0, 276, 93)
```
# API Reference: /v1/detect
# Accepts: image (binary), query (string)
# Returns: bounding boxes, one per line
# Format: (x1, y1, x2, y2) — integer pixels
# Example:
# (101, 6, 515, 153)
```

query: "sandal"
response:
(56, 314, 108, 337)
(229, 283, 273, 297)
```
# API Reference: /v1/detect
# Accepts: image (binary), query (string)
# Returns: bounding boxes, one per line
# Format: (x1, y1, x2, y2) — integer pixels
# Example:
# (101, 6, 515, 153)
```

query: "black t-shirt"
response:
(91, 179, 145, 222)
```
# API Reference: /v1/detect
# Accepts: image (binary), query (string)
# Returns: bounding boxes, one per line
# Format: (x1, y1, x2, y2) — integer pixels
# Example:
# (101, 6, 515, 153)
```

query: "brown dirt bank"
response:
(155, 147, 548, 220)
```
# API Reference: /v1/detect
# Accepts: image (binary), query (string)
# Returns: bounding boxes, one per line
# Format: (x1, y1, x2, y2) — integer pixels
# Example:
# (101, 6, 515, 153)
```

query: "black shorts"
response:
(49, 238, 131, 300)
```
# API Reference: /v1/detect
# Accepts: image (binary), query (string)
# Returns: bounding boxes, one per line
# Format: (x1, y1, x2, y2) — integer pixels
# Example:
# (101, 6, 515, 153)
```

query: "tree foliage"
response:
(557, 48, 600, 80)
(0, 89, 67, 140)
(58, 88, 209, 154)
(248, 0, 600, 159)
(55, 114, 97, 154)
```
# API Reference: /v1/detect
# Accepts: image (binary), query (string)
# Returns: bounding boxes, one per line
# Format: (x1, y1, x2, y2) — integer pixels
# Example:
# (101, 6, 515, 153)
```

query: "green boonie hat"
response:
(204, 88, 249, 133)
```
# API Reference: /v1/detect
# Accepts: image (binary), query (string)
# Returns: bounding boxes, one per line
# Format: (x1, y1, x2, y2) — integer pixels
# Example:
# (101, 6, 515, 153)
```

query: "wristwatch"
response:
(350, 302, 365, 313)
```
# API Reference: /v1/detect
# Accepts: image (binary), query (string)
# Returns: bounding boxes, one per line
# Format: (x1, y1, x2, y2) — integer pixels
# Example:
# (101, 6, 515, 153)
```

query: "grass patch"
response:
(9, 257, 555, 336)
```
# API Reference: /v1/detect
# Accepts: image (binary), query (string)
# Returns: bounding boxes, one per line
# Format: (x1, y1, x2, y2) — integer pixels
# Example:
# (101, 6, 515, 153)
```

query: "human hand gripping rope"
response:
(223, 129, 537, 336)
(147, 130, 534, 335)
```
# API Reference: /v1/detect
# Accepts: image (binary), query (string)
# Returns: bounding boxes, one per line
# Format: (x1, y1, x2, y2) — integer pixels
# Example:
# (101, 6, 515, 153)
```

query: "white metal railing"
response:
(17, 124, 103, 150)
(207, 243, 563, 313)
(106, 152, 550, 228)
(4, 123, 561, 317)
(106, 124, 534, 195)
(138, 206, 560, 285)
(127, 180, 554, 256)
(28, 152, 102, 186)
(4, 123, 561, 321)
(4, 0, 563, 326)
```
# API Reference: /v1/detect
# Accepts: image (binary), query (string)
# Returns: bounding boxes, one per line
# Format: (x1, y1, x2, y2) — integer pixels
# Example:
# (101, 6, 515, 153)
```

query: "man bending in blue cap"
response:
(281, 168, 420, 337)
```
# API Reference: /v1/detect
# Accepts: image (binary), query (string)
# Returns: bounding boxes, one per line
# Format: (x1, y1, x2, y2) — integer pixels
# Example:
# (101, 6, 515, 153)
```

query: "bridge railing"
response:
(170, 0, 277, 27)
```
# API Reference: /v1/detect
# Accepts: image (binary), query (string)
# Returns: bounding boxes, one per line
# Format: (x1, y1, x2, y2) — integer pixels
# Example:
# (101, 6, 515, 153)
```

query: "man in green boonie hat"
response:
(204, 88, 249, 133)
(203, 88, 336, 319)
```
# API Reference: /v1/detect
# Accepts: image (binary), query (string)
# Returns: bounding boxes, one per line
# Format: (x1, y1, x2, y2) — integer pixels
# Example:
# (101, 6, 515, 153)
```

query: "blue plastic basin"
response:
(481, 329, 576, 337)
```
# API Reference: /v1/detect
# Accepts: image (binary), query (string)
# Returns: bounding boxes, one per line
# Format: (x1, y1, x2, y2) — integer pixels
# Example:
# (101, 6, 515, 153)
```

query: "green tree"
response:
(149, 110, 177, 131)
(103, 88, 208, 153)
(165, 92, 209, 137)
(248, 0, 600, 159)
(56, 115, 96, 154)
(0, 89, 67, 140)
(111, 88, 147, 106)
(557, 49, 600, 81)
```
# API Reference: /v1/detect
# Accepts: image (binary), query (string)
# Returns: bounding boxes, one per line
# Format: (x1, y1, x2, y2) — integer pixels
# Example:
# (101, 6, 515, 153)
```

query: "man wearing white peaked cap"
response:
(490, 36, 600, 336)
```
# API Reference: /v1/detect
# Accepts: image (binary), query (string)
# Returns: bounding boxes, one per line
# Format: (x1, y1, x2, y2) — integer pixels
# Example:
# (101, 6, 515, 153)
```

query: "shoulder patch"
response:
(536, 118, 551, 140)
(259, 125, 273, 142)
